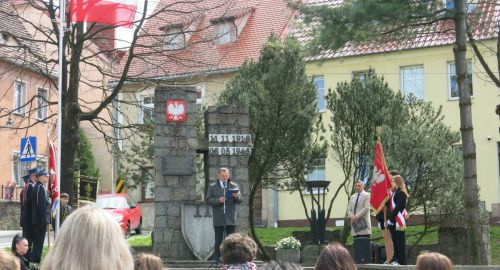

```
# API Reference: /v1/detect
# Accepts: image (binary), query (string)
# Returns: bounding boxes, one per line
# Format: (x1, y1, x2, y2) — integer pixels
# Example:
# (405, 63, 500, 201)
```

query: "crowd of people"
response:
(0, 166, 457, 270)
(1, 207, 165, 270)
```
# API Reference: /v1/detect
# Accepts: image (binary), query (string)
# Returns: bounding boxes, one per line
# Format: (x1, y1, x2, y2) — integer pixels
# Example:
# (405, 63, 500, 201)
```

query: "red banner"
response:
(70, 0, 138, 28)
(49, 142, 59, 201)
(369, 141, 392, 212)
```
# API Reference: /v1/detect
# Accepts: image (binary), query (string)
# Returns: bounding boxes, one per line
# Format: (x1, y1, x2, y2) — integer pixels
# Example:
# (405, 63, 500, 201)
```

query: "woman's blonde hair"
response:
(416, 252, 454, 270)
(134, 253, 164, 270)
(393, 175, 409, 197)
(0, 250, 19, 270)
(41, 207, 133, 270)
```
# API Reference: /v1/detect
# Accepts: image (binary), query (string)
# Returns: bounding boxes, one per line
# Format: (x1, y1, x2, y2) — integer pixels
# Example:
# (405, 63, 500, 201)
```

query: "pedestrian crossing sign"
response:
(20, 136, 37, 162)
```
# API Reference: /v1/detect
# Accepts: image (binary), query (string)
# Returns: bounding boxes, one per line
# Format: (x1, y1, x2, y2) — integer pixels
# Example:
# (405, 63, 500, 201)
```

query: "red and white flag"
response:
(70, 0, 138, 28)
(49, 142, 60, 215)
(369, 141, 392, 213)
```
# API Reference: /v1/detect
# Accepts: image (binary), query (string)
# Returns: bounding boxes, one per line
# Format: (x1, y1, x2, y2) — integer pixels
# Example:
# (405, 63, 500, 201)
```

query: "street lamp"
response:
(305, 180, 330, 245)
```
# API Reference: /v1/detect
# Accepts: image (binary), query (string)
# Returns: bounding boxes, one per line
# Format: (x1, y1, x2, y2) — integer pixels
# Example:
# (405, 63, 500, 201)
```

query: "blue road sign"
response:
(20, 136, 37, 162)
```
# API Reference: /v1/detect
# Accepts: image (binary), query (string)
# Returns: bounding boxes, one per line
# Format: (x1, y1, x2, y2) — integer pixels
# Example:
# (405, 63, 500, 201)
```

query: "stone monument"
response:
(153, 85, 250, 261)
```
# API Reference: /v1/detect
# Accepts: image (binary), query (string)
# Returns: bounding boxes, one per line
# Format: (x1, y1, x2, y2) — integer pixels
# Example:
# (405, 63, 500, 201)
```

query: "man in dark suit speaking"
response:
(205, 167, 242, 264)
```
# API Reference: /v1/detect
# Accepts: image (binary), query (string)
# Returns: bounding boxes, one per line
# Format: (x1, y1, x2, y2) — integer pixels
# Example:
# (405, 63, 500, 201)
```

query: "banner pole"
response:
(55, 0, 66, 237)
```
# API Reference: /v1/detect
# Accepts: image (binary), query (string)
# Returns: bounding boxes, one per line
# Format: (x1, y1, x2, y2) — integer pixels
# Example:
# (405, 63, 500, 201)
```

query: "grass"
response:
(255, 225, 439, 247)
(128, 232, 153, 247)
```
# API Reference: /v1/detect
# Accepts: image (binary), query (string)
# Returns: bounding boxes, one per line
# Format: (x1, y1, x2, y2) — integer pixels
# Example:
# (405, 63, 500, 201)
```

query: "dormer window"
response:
(164, 26, 185, 50)
(214, 20, 237, 44)
(0, 32, 9, 44)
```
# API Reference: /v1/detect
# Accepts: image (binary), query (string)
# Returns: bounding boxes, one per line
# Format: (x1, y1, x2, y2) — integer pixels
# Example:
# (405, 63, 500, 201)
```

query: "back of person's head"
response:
(41, 207, 134, 270)
(260, 260, 303, 270)
(220, 233, 257, 264)
(0, 250, 19, 270)
(416, 252, 454, 270)
(314, 243, 356, 270)
(134, 253, 164, 270)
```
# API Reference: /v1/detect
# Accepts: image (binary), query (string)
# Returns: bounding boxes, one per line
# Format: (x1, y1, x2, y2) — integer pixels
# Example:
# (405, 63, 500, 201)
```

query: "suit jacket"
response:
(205, 180, 242, 227)
(30, 182, 51, 225)
(388, 189, 407, 224)
(20, 182, 34, 227)
(347, 191, 372, 236)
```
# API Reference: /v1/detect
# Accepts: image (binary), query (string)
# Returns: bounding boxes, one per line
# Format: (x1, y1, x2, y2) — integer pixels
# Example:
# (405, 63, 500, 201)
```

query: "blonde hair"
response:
(134, 253, 164, 270)
(41, 207, 133, 270)
(0, 250, 19, 270)
(393, 175, 409, 197)
(416, 252, 454, 270)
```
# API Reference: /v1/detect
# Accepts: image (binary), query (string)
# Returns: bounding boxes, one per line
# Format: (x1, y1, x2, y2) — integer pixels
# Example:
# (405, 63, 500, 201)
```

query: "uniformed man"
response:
(30, 169, 51, 264)
(19, 167, 39, 260)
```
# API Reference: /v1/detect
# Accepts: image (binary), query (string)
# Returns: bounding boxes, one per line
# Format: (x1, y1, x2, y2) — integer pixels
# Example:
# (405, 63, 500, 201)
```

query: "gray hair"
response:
(41, 207, 133, 270)
(218, 167, 230, 174)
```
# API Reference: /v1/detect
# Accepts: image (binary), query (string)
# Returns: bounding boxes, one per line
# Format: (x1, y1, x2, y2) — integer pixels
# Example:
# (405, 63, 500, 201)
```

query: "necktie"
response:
(354, 193, 360, 214)
(223, 182, 227, 189)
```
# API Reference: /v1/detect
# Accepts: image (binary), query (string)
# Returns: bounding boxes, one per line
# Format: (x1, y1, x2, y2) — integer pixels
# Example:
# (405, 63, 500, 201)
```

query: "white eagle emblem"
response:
(371, 166, 385, 185)
(167, 101, 185, 121)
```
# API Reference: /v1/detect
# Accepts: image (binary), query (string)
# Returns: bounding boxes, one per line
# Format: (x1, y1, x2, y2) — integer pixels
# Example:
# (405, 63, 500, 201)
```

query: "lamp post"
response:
(305, 180, 330, 245)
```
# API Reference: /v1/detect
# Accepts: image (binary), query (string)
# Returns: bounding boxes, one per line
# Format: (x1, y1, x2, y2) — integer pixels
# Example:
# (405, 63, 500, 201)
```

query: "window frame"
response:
(13, 80, 27, 115)
(141, 166, 155, 202)
(214, 20, 237, 44)
(139, 95, 154, 124)
(400, 65, 424, 99)
(164, 26, 185, 50)
(304, 159, 326, 194)
(314, 76, 325, 112)
(36, 87, 48, 121)
(448, 60, 473, 100)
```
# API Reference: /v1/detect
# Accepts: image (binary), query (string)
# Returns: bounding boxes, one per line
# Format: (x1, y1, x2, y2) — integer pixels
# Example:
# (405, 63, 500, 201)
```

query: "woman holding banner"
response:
(387, 175, 409, 265)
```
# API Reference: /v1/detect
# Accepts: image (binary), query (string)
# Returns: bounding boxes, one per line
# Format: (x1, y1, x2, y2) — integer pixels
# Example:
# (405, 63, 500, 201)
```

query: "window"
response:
(140, 95, 154, 124)
(12, 152, 47, 186)
(448, 61, 473, 99)
(37, 88, 48, 120)
(305, 160, 326, 194)
(306, 165, 326, 182)
(13, 81, 26, 115)
(314, 76, 325, 112)
(196, 84, 205, 105)
(401, 66, 424, 99)
(442, 0, 477, 12)
(353, 71, 368, 81)
(141, 167, 154, 201)
(215, 21, 237, 44)
(164, 26, 185, 50)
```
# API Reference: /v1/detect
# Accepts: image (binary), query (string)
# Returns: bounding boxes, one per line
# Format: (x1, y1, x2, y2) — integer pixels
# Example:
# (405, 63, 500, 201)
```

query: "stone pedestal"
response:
(276, 248, 300, 263)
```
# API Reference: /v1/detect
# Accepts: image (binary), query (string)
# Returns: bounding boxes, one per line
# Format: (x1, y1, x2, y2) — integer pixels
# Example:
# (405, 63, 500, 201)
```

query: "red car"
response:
(95, 194, 142, 237)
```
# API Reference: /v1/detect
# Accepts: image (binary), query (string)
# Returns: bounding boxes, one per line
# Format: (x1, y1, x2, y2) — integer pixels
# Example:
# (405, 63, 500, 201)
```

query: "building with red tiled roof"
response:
(278, 0, 500, 230)
(119, 0, 294, 228)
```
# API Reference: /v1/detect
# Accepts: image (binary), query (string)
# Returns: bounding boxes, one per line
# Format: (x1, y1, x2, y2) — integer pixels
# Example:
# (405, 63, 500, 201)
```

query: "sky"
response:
(115, 0, 159, 48)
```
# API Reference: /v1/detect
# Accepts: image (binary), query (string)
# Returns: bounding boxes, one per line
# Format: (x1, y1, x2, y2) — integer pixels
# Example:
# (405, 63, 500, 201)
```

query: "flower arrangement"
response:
(275, 236, 301, 250)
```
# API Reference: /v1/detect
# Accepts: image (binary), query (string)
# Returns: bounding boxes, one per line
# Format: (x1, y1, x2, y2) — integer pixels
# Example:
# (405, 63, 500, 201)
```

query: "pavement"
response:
(0, 230, 51, 249)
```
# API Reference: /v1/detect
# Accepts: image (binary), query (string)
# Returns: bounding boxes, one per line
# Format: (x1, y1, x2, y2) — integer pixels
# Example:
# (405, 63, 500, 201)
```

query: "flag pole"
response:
(55, 0, 65, 236)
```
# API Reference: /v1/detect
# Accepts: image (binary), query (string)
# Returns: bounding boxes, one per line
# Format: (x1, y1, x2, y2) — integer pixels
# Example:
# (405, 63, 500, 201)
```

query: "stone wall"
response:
(0, 200, 20, 230)
(153, 86, 199, 260)
(205, 106, 250, 232)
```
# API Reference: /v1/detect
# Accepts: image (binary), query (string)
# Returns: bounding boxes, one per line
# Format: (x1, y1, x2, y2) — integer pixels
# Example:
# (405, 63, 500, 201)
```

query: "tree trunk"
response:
(60, 23, 84, 204)
(453, 0, 487, 264)
(248, 179, 271, 260)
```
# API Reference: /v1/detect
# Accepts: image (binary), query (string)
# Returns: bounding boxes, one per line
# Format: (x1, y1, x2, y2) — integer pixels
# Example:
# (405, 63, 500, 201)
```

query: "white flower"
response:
(275, 236, 301, 250)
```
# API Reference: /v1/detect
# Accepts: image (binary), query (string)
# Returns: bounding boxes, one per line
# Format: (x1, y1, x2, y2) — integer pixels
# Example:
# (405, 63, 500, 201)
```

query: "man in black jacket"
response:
(30, 170, 51, 264)
(19, 167, 39, 261)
